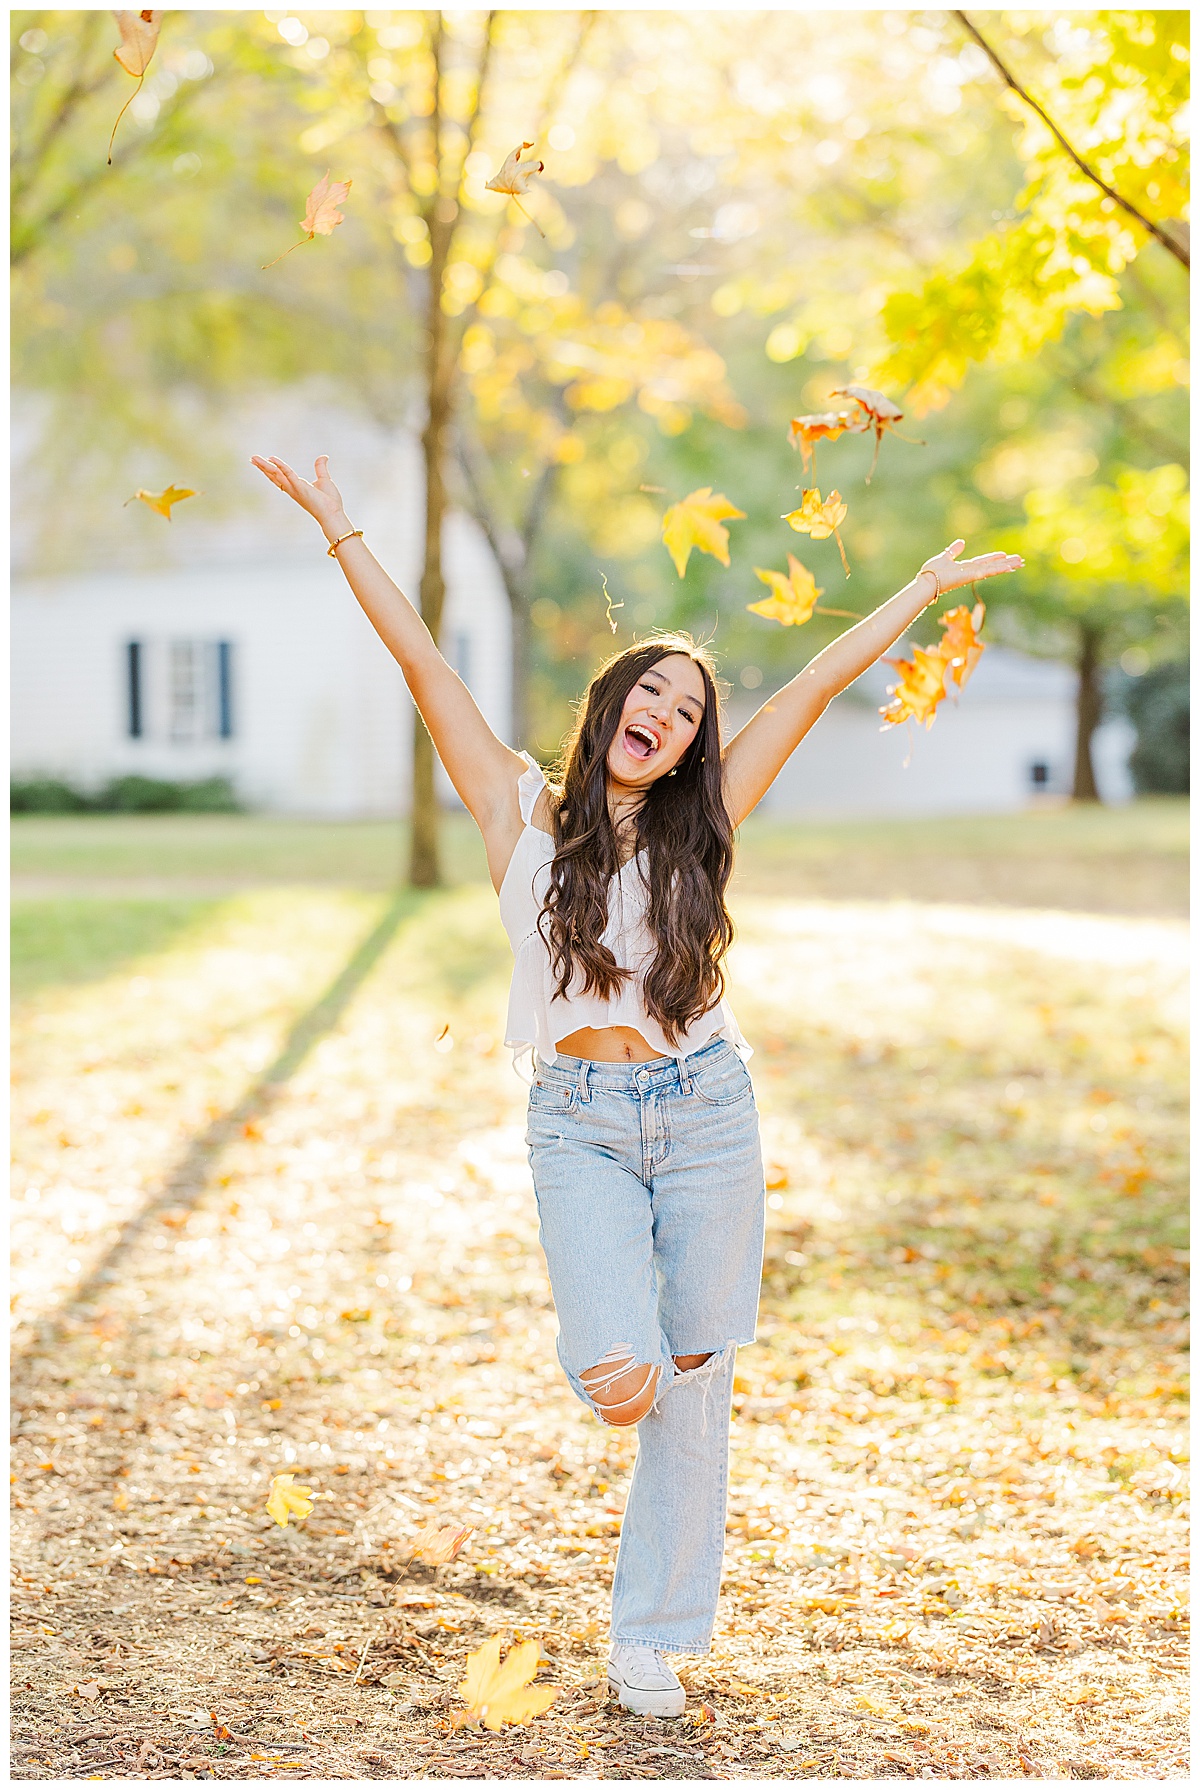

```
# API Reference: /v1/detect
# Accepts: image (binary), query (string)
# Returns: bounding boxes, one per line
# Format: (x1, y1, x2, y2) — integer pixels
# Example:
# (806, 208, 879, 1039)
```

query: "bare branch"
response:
(955, 11, 1189, 271)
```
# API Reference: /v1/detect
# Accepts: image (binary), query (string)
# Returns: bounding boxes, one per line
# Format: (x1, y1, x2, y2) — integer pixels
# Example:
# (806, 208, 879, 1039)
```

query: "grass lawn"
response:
(9, 801, 1189, 1778)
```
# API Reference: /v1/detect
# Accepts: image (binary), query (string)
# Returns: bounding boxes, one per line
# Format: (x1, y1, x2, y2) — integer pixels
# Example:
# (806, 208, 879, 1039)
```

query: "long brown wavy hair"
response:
(537, 634, 734, 1044)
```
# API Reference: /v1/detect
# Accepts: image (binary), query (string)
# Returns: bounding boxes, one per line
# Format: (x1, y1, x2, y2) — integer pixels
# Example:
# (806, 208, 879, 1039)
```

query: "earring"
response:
(668, 768, 677, 776)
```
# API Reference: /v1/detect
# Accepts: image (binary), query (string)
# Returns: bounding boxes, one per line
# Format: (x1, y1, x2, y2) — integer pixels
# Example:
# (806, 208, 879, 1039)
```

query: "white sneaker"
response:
(607, 1642, 686, 1717)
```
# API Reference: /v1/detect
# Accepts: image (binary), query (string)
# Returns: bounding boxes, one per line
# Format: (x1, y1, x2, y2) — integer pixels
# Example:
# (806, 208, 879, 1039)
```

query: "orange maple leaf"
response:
(485, 142, 546, 237)
(829, 383, 922, 484)
(108, 11, 164, 164)
(878, 643, 951, 730)
(782, 488, 850, 576)
(937, 600, 986, 690)
(452, 1637, 558, 1732)
(122, 485, 198, 520)
(786, 409, 868, 475)
(262, 172, 352, 270)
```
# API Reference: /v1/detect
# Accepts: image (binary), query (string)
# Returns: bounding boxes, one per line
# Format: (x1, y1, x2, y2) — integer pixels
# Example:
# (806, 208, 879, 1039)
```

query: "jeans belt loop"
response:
(577, 1056, 591, 1103)
(678, 1050, 692, 1096)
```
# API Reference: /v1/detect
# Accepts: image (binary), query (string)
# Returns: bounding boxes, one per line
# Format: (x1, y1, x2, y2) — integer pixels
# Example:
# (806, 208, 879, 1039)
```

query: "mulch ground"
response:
(11, 886, 1189, 1779)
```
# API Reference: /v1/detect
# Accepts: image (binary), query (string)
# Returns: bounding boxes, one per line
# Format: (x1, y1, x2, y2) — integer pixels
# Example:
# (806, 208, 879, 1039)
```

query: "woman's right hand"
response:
(250, 453, 350, 540)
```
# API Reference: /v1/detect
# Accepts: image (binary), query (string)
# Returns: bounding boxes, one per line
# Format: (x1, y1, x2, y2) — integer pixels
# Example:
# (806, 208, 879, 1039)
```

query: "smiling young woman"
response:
(251, 450, 1022, 1717)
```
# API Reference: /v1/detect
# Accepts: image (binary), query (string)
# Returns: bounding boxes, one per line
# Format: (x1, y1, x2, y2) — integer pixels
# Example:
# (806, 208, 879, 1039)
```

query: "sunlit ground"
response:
(10, 806, 1189, 1780)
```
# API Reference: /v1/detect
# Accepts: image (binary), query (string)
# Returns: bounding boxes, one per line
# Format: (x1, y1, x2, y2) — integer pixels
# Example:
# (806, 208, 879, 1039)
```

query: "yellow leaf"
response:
(265, 1472, 314, 1529)
(782, 488, 850, 574)
(404, 1519, 473, 1565)
(747, 555, 823, 626)
(452, 1636, 558, 1731)
(112, 1490, 128, 1511)
(123, 485, 197, 521)
(782, 487, 847, 540)
(661, 487, 746, 577)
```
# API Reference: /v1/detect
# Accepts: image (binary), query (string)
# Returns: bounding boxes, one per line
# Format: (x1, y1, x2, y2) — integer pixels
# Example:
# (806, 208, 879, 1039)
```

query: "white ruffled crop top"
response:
(498, 752, 751, 1072)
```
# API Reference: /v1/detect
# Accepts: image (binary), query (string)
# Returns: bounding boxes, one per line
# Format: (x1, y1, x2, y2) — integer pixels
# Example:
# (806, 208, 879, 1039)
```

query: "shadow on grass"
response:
(14, 888, 426, 1377)
(11, 898, 222, 1001)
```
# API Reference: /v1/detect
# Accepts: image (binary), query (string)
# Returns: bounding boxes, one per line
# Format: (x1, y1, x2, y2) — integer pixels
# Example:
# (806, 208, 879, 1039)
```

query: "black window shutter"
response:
(217, 640, 233, 739)
(127, 641, 143, 738)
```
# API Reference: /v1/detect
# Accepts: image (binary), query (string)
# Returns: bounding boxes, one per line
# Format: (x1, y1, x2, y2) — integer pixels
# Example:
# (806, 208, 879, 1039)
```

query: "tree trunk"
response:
(1071, 621, 1103, 802)
(409, 37, 455, 888)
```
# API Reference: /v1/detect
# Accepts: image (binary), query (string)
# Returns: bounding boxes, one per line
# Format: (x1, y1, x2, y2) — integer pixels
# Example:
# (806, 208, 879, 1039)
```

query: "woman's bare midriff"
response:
(555, 1025, 667, 1063)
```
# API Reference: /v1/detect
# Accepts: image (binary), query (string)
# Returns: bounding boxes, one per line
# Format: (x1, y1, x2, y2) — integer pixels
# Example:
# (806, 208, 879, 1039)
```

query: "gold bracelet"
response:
(920, 566, 940, 603)
(326, 528, 363, 558)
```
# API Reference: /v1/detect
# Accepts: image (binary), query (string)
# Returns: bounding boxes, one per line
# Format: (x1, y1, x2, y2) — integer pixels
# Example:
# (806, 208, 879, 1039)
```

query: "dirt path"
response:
(11, 887, 1189, 1779)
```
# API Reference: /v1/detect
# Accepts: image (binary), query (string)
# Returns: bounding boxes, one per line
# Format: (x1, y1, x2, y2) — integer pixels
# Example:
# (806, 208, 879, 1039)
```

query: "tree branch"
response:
(955, 11, 1189, 271)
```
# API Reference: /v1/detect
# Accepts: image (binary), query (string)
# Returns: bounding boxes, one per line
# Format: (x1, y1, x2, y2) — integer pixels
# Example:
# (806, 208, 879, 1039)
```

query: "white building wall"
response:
(11, 517, 512, 816)
(725, 645, 1134, 816)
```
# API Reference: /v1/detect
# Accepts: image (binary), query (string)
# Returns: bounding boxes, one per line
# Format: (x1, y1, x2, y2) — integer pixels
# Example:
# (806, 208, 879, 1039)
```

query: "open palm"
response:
(250, 453, 347, 530)
(923, 538, 1023, 597)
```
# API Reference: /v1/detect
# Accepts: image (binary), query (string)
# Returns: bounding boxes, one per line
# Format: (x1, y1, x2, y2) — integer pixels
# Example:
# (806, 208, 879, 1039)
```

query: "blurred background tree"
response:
(11, 8, 1189, 863)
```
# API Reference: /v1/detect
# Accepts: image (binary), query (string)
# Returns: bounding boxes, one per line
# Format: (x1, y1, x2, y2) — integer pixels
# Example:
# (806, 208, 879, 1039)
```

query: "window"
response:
(167, 639, 235, 742)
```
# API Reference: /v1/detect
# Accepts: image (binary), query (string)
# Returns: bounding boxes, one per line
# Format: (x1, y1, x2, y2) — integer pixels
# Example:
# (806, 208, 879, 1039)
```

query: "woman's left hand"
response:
(920, 539, 1024, 599)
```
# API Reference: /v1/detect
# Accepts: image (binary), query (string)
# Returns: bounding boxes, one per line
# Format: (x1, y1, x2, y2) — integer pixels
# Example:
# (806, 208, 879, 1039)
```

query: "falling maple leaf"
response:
(122, 485, 198, 520)
(782, 488, 850, 576)
(829, 384, 921, 484)
(485, 142, 546, 237)
(451, 1636, 558, 1731)
(262, 172, 352, 270)
(748, 556, 823, 626)
(265, 1472, 314, 1528)
(108, 11, 163, 164)
(404, 1519, 473, 1565)
(662, 487, 746, 578)
(937, 600, 986, 690)
(878, 643, 953, 730)
(787, 409, 868, 475)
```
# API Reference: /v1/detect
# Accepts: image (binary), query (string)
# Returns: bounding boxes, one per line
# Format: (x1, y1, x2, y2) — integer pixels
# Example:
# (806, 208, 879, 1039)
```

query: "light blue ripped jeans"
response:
(525, 1037, 766, 1654)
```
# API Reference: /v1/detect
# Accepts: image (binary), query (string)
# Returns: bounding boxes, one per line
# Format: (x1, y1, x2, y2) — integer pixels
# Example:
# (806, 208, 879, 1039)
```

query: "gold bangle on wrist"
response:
(326, 528, 363, 557)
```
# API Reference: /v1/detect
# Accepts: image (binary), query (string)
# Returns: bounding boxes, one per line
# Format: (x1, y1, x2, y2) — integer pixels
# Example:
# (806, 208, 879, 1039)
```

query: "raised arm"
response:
(251, 454, 529, 887)
(721, 540, 1023, 828)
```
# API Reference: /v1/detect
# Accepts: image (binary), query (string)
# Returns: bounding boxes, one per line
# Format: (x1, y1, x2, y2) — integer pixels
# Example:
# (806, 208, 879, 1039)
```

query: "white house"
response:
(11, 389, 1133, 816)
(11, 399, 512, 816)
(725, 647, 1135, 816)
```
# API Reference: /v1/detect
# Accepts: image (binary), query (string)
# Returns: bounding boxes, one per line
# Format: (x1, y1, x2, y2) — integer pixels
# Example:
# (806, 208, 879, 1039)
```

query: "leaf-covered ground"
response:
(10, 829, 1189, 1780)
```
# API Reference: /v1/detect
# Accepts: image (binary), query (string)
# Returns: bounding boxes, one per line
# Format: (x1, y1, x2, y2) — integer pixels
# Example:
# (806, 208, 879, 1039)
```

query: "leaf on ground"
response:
(452, 1636, 558, 1731)
(403, 1518, 473, 1564)
(265, 1472, 314, 1528)
(662, 488, 745, 577)
(122, 485, 197, 520)
(71, 1680, 102, 1700)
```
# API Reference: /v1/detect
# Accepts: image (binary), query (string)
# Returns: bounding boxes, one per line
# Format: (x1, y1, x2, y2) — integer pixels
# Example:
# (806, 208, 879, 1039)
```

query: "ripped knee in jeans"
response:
(579, 1348, 660, 1427)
